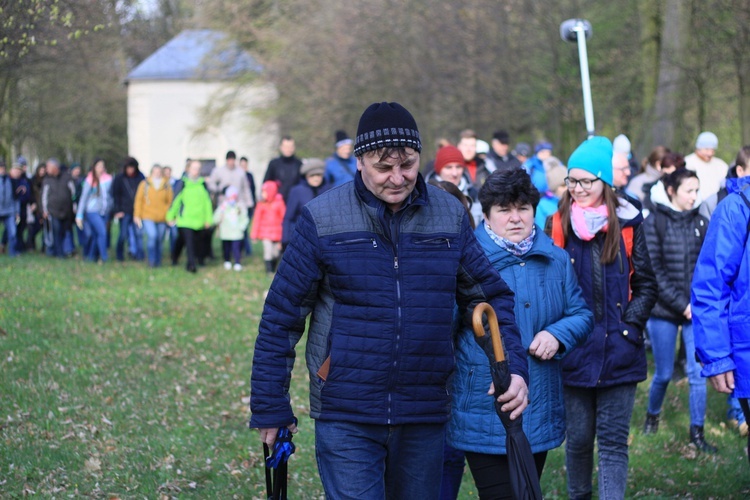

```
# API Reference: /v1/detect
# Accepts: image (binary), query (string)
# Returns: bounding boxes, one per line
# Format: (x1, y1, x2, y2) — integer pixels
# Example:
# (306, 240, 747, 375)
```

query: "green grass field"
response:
(2, 247, 750, 498)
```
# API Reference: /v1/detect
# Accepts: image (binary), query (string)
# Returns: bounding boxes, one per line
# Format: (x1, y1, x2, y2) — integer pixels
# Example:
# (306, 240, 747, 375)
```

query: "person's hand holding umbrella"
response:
(488, 374, 528, 420)
(473, 302, 543, 500)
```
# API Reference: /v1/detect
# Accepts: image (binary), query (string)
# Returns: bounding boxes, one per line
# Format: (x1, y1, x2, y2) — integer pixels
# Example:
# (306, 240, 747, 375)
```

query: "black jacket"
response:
(111, 171, 145, 215)
(41, 173, 75, 220)
(263, 155, 302, 202)
(484, 150, 521, 173)
(644, 203, 708, 322)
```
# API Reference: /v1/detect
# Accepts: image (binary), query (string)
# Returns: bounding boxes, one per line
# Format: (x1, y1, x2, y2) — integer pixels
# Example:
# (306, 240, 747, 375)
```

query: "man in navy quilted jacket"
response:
(250, 102, 529, 498)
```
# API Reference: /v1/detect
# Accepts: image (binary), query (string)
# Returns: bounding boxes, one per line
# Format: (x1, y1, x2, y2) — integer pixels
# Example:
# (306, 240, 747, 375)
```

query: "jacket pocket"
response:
(413, 237, 453, 249)
(617, 302, 643, 346)
(333, 237, 378, 248)
(458, 369, 475, 412)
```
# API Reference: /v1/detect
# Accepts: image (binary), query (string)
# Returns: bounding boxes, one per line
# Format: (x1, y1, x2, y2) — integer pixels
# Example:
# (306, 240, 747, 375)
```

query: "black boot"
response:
(690, 425, 718, 453)
(644, 413, 659, 434)
(265, 260, 274, 275)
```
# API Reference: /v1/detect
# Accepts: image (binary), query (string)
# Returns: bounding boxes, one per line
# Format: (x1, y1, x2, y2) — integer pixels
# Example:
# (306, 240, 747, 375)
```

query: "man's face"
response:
(336, 143, 353, 159)
(10, 167, 21, 179)
(125, 166, 136, 177)
(239, 159, 249, 171)
(0, 166, 6, 177)
(357, 148, 420, 212)
(457, 138, 477, 162)
(163, 167, 172, 179)
(46, 162, 59, 176)
(492, 139, 509, 157)
(279, 139, 295, 157)
(696, 148, 715, 162)
(226, 158, 236, 169)
(612, 153, 631, 188)
(71, 167, 81, 179)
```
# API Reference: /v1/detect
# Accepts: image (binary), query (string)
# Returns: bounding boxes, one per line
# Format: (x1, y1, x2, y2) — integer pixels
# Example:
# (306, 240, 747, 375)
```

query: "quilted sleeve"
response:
(250, 207, 323, 428)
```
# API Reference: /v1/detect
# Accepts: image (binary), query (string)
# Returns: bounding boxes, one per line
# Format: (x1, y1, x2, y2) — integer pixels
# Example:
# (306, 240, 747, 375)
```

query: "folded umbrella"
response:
(472, 302, 542, 500)
(263, 418, 297, 500)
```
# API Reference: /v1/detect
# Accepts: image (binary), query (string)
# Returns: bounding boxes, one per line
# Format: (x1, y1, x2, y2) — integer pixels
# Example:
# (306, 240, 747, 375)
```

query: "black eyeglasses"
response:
(564, 176, 600, 190)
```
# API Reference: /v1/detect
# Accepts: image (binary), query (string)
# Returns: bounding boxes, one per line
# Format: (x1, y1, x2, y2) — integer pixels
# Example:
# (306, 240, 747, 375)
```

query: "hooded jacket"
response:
(251, 181, 286, 241)
(644, 201, 707, 322)
(555, 199, 658, 387)
(134, 177, 173, 222)
(449, 224, 592, 454)
(692, 176, 750, 397)
(111, 167, 145, 215)
(166, 177, 213, 230)
(250, 172, 528, 429)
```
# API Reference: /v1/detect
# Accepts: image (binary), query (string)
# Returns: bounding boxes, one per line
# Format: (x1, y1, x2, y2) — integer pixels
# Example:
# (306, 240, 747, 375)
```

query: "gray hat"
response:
(300, 158, 326, 177)
(696, 131, 718, 149)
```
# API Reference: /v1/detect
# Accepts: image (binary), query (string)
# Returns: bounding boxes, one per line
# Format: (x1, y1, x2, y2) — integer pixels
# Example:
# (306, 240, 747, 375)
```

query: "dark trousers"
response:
(179, 227, 200, 270)
(27, 217, 44, 250)
(222, 240, 242, 264)
(464, 450, 547, 500)
(200, 227, 214, 260)
(741, 398, 750, 465)
(49, 216, 71, 257)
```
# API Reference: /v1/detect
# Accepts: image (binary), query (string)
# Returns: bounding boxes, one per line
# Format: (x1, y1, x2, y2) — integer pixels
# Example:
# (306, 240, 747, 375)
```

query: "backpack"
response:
(551, 211, 635, 299)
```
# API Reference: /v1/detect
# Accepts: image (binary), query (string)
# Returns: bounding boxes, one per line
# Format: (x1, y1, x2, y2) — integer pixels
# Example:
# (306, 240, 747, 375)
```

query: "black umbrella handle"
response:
(472, 302, 505, 362)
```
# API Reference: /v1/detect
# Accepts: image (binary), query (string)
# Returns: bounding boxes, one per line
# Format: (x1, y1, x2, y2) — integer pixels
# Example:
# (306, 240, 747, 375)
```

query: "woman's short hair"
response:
(479, 168, 540, 215)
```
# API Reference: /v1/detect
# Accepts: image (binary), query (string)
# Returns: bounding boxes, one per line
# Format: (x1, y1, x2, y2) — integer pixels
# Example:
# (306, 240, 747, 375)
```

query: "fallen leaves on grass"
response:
(84, 457, 102, 473)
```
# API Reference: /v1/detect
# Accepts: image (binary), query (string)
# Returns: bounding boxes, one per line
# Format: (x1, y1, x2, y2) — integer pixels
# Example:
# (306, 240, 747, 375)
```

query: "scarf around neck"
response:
(485, 221, 536, 256)
(570, 202, 609, 241)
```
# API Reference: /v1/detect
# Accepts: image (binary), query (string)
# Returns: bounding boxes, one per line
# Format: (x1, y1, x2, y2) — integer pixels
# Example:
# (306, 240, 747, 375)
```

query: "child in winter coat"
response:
(251, 180, 286, 274)
(213, 186, 250, 271)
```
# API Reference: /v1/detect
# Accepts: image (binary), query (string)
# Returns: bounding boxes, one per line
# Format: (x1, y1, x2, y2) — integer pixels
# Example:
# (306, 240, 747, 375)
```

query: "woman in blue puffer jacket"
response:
(448, 168, 593, 499)
(692, 145, 750, 465)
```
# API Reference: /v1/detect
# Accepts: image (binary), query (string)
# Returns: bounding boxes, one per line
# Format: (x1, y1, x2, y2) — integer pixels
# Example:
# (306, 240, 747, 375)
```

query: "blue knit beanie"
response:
(567, 136, 614, 186)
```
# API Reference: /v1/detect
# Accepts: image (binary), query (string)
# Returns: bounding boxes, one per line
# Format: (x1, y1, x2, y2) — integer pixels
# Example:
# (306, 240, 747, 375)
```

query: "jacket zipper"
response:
(414, 237, 451, 248)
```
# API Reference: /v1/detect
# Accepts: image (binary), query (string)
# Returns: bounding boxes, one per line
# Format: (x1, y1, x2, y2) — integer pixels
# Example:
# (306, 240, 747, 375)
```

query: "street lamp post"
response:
(560, 19, 595, 138)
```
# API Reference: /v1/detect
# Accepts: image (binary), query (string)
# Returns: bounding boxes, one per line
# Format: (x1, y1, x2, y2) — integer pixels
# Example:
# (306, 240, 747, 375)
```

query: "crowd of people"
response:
(3, 103, 750, 498)
(0, 138, 335, 274)
(248, 102, 750, 500)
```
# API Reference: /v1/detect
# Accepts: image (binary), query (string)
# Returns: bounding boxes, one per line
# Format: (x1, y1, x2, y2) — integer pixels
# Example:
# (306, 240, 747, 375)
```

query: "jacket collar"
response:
(475, 222, 553, 268)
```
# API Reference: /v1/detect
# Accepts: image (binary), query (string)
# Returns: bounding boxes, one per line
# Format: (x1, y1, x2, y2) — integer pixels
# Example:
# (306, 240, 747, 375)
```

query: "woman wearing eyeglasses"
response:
(547, 136, 657, 500)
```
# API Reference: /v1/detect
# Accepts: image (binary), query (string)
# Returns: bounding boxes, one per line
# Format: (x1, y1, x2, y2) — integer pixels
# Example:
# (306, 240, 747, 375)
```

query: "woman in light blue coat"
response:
(75, 158, 112, 262)
(448, 168, 593, 498)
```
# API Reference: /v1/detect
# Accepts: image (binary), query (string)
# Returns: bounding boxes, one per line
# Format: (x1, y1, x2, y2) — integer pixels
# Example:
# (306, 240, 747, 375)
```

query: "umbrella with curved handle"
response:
(472, 302, 542, 500)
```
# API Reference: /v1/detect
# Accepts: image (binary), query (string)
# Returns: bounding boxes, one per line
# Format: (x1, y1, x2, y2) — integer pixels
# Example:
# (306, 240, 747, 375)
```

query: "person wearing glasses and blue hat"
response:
(547, 136, 658, 500)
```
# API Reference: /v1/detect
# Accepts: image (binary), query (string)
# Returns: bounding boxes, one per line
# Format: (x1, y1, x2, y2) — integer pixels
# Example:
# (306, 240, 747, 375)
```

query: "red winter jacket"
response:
(251, 181, 286, 241)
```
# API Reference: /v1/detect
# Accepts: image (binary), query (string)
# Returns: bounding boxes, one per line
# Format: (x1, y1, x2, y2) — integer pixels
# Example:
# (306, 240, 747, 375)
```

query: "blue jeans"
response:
(142, 220, 166, 267)
(315, 420, 445, 499)
(116, 214, 143, 261)
(83, 213, 108, 262)
(440, 442, 465, 500)
(0, 214, 18, 256)
(646, 318, 706, 426)
(728, 396, 746, 423)
(564, 384, 637, 500)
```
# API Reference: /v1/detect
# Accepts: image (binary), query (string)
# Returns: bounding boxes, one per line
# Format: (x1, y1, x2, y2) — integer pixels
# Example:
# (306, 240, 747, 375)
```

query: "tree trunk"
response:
(649, 0, 687, 147)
